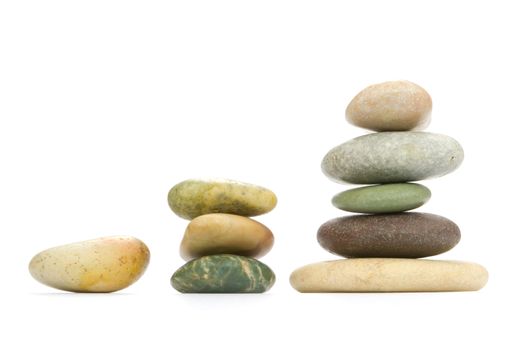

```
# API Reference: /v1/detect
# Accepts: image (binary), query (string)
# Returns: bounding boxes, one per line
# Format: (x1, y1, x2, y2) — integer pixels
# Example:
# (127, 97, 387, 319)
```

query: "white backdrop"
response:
(1, 1, 520, 349)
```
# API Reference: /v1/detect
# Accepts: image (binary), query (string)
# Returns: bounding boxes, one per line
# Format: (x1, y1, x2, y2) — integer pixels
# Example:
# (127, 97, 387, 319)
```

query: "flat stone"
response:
(168, 178, 277, 219)
(346, 80, 432, 131)
(290, 258, 488, 292)
(28, 236, 150, 293)
(180, 213, 274, 261)
(332, 183, 431, 213)
(317, 213, 460, 258)
(171, 254, 275, 293)
(321, 132, 464, 184)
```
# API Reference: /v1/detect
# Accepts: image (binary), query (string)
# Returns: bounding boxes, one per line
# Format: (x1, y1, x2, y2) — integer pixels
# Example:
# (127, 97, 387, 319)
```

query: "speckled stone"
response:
(317, 213, 460, 258)
(168, 178, 277, 220)
(171, 254, 275, 293)
(332, 183, 431, 213)
(346, 80, 432, 131)
(290, 258, 488, 292)
(321, 132, 464, 184)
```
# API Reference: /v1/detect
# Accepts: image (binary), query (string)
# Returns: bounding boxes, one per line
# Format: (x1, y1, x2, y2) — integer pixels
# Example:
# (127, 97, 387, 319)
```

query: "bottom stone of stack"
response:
(171, 254, 275, 293)
(290, 258, 488, 292)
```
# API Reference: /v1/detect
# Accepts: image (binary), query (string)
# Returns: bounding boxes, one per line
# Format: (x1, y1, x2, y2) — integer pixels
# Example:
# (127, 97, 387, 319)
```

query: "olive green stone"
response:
(332, 183, 431, 213)
(168, 179, 277, 220)
(170, 254, 276, 293)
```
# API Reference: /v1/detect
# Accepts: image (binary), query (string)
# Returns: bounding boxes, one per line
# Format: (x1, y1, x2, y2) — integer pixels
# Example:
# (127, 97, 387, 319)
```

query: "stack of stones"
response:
(290, 80, 488, 293)
(167, 178, 277, 293)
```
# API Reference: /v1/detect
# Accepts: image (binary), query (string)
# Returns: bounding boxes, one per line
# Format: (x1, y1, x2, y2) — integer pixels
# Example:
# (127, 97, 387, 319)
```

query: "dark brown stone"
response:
(317, 213, 460, 258)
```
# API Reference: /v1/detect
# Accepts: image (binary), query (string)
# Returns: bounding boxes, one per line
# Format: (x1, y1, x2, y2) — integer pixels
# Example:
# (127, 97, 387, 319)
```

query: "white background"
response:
(1, 1, 521, 349)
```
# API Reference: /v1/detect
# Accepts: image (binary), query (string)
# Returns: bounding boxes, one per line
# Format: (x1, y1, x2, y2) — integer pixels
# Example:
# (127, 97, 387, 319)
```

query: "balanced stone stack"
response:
(168, 178, 277, 293)
(290, 80, 488, 292)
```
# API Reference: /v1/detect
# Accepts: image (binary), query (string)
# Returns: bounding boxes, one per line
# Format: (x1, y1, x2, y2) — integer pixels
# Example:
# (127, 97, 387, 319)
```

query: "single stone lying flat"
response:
(171, 254, 275, 293)
(321, 132, 464, 184)
(317, 213, 460, 258)
(332, 183, 431, 213)
(290, 258, 488, 292)
(180, 213, 274, 261)
(168, 178, 277, 219)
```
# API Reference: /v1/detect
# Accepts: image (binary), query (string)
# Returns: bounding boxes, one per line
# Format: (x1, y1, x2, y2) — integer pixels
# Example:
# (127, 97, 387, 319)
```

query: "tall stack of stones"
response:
(290, 80, 488, 292)
(168, 178, 277, 293)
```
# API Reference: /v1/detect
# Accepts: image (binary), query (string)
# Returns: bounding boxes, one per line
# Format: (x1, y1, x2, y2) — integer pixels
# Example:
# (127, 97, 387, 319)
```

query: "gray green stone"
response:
(332, 183, 431, 214)
(321, 132, 464, 184)
(170, 254, 276, 293)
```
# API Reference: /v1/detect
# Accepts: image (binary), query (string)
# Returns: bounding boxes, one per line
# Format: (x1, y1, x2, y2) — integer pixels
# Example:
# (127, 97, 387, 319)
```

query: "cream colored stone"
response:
(180, 213, 274, 261)
(346, 80, 432, 131)
(29, 236, 150, 292)
(290, 258, 488, 292)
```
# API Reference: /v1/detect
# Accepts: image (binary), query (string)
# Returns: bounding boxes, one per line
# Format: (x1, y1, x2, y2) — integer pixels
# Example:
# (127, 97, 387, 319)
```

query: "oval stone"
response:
(346, 80, 432, 131)
(28, 236, 150, 293)
(317, 213, 460, 258)
(171, 254, 275, 293)
(321, 132, 464, 184)
(168, 178, 277, 219)
(180, 213, 274, 261)
(332, 183, 431, 213)
(290, 258, 488, 292)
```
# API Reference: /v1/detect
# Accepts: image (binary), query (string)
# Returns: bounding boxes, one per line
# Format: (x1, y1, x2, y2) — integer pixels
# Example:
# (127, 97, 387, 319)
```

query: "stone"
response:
(321, 132, 464, 184)
(28, 236, 150, 293)
(346, 80, 432, 131)
(171, 254, 275, 293)
(332, 183, 431, 213)
(290, 258, 488, 292)
(180, 213, 274, 261)
(168, 178, 277, 219)
(317, 213, 460, 258)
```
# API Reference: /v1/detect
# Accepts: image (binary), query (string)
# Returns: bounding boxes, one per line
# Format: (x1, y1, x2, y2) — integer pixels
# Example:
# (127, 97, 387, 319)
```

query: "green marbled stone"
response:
(170, 254, 276, 293)
(168, 178, 277, 220)
(332, 183, 431, 214)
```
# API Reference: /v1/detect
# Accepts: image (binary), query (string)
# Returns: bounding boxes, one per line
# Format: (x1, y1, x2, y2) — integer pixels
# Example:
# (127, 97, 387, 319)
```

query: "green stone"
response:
(170, 254, 276, 293)
(331, 183, 431, 214)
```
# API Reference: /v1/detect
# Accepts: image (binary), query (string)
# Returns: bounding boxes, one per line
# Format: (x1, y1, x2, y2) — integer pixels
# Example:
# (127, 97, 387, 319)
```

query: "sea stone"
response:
(321, 132, 464, 184)
(168, 178, 277, 219)
(346, 80, 432, 131)
(332, 183, 431, 213)
(171, 254, 275, 293)
(290, 258, 488, 292)
(28, 236, 150, 293)
(180, 213, 274, 261)
(317, 213, 460, 258)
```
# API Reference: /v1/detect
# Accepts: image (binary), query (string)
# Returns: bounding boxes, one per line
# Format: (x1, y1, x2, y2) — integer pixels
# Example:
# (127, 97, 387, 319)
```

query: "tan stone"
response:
(290, 258, 488, 292)
(180, 213, 274, 261)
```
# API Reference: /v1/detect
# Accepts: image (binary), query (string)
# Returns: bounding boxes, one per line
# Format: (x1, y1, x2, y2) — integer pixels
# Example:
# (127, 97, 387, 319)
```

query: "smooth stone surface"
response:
(171, 254, 275, 293)
(29, 236, 150, 292)
(332, 183, 431, 213)
(290, 258, 488, 292)
(168, 178, 277, 219)
(346, 80, 432, 131)
(321, 132, 464, 184)
(180, 213, 274, 261)
(317, 213, 460, 258)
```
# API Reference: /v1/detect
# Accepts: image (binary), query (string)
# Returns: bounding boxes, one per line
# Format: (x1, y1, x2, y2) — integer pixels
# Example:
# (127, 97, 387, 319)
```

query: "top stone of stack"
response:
(346, 80, 432, 132)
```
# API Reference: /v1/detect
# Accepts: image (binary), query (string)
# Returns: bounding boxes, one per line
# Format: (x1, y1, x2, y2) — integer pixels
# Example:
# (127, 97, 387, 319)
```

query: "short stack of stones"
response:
(290, 80, 488, 292)
(168, 179, 277, 293)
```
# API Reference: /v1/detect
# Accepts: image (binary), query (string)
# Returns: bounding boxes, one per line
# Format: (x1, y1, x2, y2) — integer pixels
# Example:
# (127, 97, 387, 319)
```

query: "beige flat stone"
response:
(290, 258, 488, 292)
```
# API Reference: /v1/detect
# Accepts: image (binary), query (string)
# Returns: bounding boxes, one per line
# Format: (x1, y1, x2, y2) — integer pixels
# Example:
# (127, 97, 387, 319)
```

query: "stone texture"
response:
(171, 254, 275, 293)
(346, 80, 432, 131)
(180, 213, 274, 261)
(168, 178, 277, 219)
(290, 258, 488, 292)
(321, 132, 464, 184)
(332, 183, 431, 213)
(28, 236, 150, 293)
(317, 213, 460, 258)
